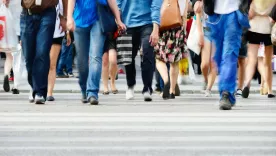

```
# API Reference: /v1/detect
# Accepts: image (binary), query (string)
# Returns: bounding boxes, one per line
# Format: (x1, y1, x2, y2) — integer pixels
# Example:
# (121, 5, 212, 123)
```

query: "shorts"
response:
(104, 32, 116, 52)
(52, 37, 63, 45)
(247, 31, 272, 46)
(203, 27, 212, 42)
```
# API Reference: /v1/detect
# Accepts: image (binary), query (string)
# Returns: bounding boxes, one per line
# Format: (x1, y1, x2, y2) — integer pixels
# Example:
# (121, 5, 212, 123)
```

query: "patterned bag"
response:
(117, 33, 132, 65)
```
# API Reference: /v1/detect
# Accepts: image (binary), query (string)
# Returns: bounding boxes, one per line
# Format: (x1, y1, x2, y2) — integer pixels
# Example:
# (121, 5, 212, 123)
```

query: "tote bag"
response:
(187, 18, 201, 55)
(117, 33, 132, 66)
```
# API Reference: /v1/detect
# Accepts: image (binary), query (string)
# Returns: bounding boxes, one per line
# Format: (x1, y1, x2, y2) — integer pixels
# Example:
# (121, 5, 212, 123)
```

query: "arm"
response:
(60, 0, 68, 32)
(196, 12, 204, 47)
(150, 0, 162, 46)
(67, 0, 76, 31)
(107, 0, 126, 30)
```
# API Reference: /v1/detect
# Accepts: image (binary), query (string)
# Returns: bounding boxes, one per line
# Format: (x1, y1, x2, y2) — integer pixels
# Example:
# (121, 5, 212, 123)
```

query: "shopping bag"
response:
(117, 33, 132, 66)
(177, 51, 196, 84)
(12, 45, 28, 89)
(187, 17, 201, 55)
(0, 5, 18, 53)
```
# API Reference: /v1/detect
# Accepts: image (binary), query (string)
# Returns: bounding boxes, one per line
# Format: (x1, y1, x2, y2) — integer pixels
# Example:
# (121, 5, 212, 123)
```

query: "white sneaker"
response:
(205, 90, 212, 97)
(29, 90, 34, 103)
(126, 87, 134, 100)
(143, 91, 152, 102)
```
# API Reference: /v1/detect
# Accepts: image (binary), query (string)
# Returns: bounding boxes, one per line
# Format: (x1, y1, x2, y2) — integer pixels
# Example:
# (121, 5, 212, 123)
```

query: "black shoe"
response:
(175, 84, 180, 96)
(12, 88, 20, 94)
(268, 94, 275, 98)
(242, 86, 250, 98)
(89, 96, 99, 105)
(46, 96, 55, 101)
(56, 74, 69, 78)
(169, 93, 175, 99)
(219, 92, 232, 110)
(3, 75, 10, 92)
(162, 83, 170, 100)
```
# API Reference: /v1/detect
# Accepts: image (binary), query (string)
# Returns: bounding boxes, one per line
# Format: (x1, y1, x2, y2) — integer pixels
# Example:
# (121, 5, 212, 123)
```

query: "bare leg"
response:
(257, 57, 267, 95)
(109, 49, 118, 92)
(201, 40, 212, 83)
(169, 62, 179, 94)
(206, 60, 217, 90)
(263, 46, 273, 95)
(4, 53, 13, 76)
(47, 44, 61, 97)
(156, 59, 169, 84)
(244, 44, 259, 87)
(101, 52, 109, 93)
(237, 58, 246, 90)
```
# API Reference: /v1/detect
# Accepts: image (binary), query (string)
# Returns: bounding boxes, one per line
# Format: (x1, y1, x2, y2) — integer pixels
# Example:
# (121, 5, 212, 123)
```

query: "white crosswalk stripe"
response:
(0, 93, 276, 156)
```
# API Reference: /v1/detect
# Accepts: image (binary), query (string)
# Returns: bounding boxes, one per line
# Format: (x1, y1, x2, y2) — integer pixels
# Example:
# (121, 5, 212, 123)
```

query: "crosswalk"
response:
(0, 93, 276, 156)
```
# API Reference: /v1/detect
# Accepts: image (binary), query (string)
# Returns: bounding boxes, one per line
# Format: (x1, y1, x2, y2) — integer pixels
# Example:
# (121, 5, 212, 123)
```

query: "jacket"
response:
(192, 0, 249, 15)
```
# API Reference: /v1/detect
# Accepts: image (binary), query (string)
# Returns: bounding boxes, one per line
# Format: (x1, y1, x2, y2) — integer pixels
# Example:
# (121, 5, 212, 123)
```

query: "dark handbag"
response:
(117, 33, 132, 66)
(97, 3, 117, 34)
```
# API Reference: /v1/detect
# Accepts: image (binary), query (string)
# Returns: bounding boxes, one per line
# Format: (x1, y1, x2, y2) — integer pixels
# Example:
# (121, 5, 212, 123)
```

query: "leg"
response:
(56, 38, 68, 76)
(86, 21, 106, 101)
(109, 49, 118, 92)
(207, 60, 217, 90)
(257, 57, 267, 95)
(263, 46, 274, 95)
(102, 51, 109, 93)
(156, 59, 169, 99)
(74, 27, 90, 99)
(169, 62, 179, 94)
(201, 40, 212, 84)
(47, 44, 62, 98)
(244, 44, 259, 87)
(3, 53, 13, 92)
(237, 57, 246, 90)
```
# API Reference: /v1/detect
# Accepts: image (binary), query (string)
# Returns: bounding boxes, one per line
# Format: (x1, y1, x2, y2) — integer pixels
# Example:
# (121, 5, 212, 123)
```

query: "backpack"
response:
(21, 0, 58, 14)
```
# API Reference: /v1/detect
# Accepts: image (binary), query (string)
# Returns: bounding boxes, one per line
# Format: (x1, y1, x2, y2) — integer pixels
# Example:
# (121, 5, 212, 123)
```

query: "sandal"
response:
(103, 91, 110, 95)
(112, 90, 119, 94)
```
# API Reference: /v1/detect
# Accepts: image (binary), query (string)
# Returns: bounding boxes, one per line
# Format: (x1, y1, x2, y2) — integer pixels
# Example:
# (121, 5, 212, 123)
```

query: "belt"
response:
(22, 7, 55, 15)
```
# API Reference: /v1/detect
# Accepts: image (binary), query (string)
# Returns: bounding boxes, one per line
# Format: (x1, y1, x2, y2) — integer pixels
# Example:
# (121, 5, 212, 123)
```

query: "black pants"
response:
(125, 25, 155, 93)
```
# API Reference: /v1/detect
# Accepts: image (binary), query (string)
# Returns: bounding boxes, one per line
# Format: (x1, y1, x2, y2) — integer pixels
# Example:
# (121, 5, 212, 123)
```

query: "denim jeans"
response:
(57, 38, 73, 75)
(74, 21, 106, 100)
(20, 8, 56, 99)
(206, 11, 249, 104)
(125, 25, 155, 94)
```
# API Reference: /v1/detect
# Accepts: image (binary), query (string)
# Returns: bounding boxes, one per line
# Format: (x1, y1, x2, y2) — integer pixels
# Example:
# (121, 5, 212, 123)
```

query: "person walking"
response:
(67, 0, 125, 105)
(117, 0, 162, 101)
(20, 0, 66, 104)
(193, 0, 250, 110)
(155, 0, 189, 100)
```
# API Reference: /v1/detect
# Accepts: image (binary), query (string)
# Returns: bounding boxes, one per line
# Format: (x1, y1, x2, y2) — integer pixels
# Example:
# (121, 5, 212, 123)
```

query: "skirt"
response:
(154, 27, 188, 63)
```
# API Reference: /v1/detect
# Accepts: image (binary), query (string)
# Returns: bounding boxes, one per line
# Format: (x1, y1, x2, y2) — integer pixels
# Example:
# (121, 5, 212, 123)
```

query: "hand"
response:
(66, 32, 72, 46)
(198, 32, 204, 47)
(67, 17, 75, 32)
(2, 0, 10, 7)
(149, 24, 159, 47)
(59, 16, 67, 32)
(194, 1, 203, 14)
(117, 20, 127, 31)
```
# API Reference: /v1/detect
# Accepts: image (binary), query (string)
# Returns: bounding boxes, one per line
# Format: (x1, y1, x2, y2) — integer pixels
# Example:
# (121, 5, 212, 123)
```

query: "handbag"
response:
(97, 2, 117, 34)
(117, 33, 133, 66)
(160, 0, 183, 31)
(187, 17, 202, 55)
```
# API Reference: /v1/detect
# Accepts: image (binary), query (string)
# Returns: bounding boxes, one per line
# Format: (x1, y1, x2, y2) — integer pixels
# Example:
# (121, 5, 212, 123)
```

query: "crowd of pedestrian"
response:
(1, 0, 276, 110)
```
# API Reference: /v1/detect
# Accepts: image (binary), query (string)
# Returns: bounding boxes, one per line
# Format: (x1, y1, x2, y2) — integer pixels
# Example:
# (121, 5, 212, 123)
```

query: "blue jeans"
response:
(20, 8, 56, 99)
(74, 21, 106, 100)
(57, 38, 73, 75)
(206, 11, 249, 104)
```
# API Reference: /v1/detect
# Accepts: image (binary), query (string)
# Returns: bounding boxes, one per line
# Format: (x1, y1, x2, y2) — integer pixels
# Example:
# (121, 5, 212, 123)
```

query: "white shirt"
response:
(214, 0, 240, 14)
(53, 0, 65, 38)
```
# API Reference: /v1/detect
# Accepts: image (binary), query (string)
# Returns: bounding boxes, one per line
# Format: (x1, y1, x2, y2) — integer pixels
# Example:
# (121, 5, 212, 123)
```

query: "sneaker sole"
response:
(242, 87, 250, 98)
(219, 103, 232, 110)
(3, 76, 10, 92)
(144, 97, 152, 102)
(90, 100, 99, 105)
(35, 101, 45, 105)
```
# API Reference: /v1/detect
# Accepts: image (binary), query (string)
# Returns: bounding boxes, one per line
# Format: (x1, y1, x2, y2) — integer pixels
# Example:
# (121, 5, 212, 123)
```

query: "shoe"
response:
(112, 90, 119, 94)
(56, 74, 69, 78)
(236, 89, 242, 97)
(46, 96, 55, 101)
(9, 76, 14, 82)
(268, 94, 275, 98)
(169, 93, 175, 99)
(29, 91, 34, 103)
(68, 73, 75, 78)
(242, 86, 250, 98)
(35, 95, 45, 105)
(103, 91, 110, 95)
(143, 91, 152, 101)
(81, 95, 88, 104)
(3, 75, 10, 92)
(89, 96, 99, 105)
(205, 90, 212, 97)
(126, 87, 134, 100)
(162, 83, 170, 100)
(219, 92, 232, 110)
(175, 84, 180, 96)
(12, 88, 20, 94)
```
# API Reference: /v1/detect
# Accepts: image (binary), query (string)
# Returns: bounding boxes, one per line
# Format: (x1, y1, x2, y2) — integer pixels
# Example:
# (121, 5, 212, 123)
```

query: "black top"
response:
(270, 5, 276, 21)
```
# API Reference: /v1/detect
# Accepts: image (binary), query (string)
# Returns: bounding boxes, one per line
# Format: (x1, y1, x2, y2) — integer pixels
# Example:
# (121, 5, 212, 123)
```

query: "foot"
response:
(143, 91, 152, 102)
(235, 89, 242, 97)
(67, 73, 75, 78)
(175, 84, 180, 96)
(35, 95, 45, 105)
(205, 90, 212, 97)
(162, 83, 170, 100)
(12, 88, 20, 94)
(242, 86, 250, 98)
(126, 87, 134, 100)
(268, 94, 275, 98)
(169, 93, 175, 99)
(103, 91, 110, 95)
(219, 92, 232, 110)
(46, 96, 55, 101)
(29, 91, 34, 103)
(3, 75, 10, 92)
(111, 90, 119, 94)
(56, 74, 69, 78)
(81, 95, 88, 104)
(89, 96, 99, 105)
